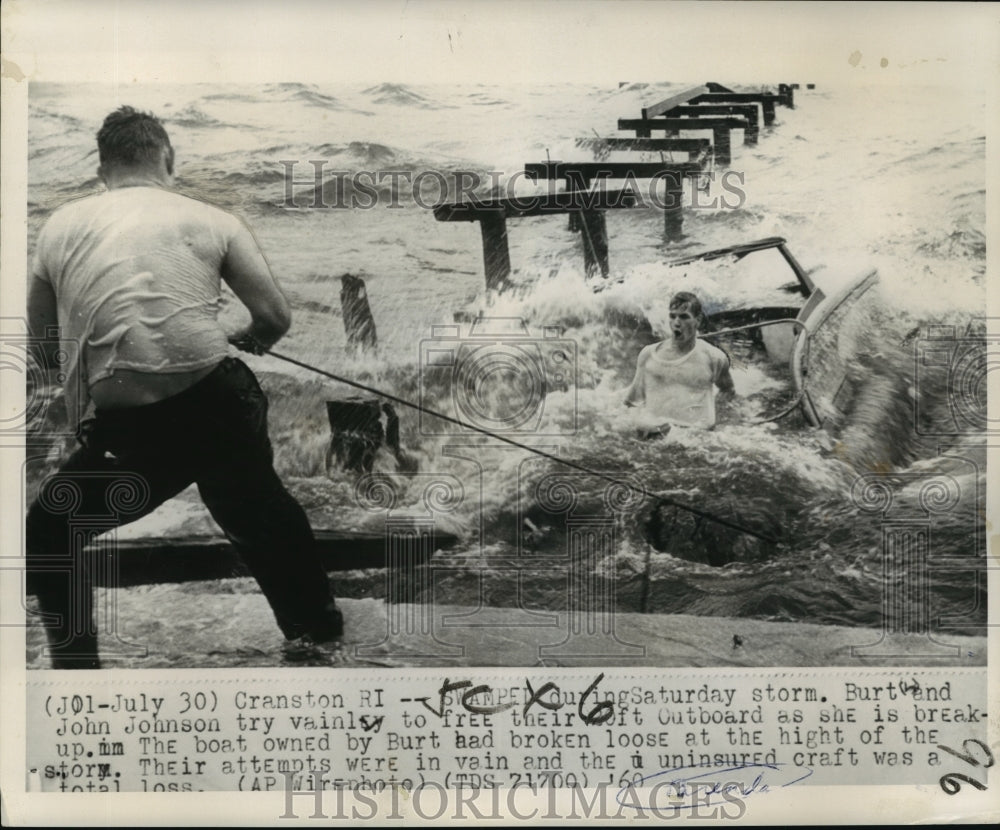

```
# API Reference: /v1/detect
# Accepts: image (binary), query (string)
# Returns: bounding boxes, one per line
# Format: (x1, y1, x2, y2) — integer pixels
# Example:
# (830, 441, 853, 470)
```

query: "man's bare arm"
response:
(623, 346, 650, 407)
(715, 359, 736, 400)
(26, 276, 61, 368)
(221, 225, 291, 352)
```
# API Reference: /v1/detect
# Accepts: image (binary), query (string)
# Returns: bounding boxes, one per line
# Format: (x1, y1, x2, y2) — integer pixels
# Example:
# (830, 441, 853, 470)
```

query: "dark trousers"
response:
(26, 357, 336, 668)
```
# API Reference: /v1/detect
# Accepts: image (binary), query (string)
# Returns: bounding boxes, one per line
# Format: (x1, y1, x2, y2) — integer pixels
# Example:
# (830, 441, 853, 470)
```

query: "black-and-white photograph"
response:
(20, 39, 989, 673)
(2, 0, 996, 820)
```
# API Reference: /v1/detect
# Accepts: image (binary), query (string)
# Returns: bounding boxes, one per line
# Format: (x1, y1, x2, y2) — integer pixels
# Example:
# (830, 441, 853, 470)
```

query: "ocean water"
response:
(25, 81, 987, 664)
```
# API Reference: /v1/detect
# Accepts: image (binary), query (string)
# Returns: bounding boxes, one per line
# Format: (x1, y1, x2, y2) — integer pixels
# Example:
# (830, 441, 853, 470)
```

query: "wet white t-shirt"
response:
(627, 338, 730, 429)
(32, 187, 242, 423)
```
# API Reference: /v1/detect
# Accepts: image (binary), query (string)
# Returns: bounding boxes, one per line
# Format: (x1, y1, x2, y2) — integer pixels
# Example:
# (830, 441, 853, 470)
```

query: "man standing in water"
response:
(26, 106, 343, 668)
(624, 291, 735, 436)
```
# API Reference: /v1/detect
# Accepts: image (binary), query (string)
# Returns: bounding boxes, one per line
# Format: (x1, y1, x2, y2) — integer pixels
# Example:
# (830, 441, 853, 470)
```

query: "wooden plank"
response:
(617, 116, 749, 132)
(641, 85, 710, 119)
(433, 189, 642, 221)
(666, 104, 759, 142)
(85, 528, 461, 588)
(524, 161, 704, 181)
(690, 92, 780, 124)
(690, 92, 782, 105)
(667, 104, 758, 123)
(574, 137, 711, 155)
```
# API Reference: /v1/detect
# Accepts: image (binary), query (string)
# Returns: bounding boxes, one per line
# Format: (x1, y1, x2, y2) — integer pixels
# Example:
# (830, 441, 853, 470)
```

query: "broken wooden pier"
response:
(433, 81, 808, 290)
(617, 116, 748, 165)
(433, 189, 641, 289)
(524, 160, 704, 246)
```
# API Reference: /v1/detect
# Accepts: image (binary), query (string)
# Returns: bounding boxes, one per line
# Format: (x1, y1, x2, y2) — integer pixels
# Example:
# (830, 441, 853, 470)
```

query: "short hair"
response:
(669, 291, 709, 331)
(97, 106, 173, 169)
(669, 291, 702, 316)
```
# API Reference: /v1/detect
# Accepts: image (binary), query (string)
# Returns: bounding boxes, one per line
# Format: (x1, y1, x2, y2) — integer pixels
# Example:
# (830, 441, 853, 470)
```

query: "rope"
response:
(266, 349, 779, 544)
(701, 316, 807, 339)
(700, 317, 811, 425)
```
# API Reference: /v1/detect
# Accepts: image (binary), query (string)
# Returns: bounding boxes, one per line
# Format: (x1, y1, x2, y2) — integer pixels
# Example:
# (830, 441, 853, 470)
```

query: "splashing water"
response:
(25, 81, 987, 665)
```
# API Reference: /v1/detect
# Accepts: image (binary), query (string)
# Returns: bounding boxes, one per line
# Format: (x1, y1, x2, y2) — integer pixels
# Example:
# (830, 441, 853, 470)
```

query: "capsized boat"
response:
(630, 236, 885, 433)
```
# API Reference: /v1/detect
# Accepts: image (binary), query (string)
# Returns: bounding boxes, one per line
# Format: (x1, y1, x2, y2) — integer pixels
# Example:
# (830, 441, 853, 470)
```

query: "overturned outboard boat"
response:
(634, 236, 890, 436)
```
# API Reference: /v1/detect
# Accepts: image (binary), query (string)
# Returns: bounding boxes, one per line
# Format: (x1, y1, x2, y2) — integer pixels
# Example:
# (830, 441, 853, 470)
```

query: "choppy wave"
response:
(363, 82, 449, 109)
(169, 104, 228, 128)
(26, 81, 988, 642)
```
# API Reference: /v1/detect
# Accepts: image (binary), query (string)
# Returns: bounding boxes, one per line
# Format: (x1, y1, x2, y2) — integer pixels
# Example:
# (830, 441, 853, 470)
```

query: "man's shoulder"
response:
(170, 191, 246, 234)
(42, 192, 105, 225)
(698, 338, 729, 364)
(638, 341, 660, 360)
(142, 188, 241, 219)
(43, 187, 233, 216)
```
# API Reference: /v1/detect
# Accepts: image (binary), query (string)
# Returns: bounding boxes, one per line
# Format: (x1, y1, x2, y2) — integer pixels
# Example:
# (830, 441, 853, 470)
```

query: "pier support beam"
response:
(689, 93, 778, 125)
(326, 398, 390, 475)
(580, 210, 609, 277)
(662, 172, 683, 241)
(566, 172, 590, 232)
(713, 127, 732, 166)
(479, 210, 512, 291)
(666, 104, 759, 144)
(434, 188, 642, 291)
(618, 117, 745, 166)
(340, 273, 378, 355)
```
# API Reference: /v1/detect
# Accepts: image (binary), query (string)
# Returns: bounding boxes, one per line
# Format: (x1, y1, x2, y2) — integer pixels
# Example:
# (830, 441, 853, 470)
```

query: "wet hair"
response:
(97, 106, 173, 172)
(669, 291, 709, 330)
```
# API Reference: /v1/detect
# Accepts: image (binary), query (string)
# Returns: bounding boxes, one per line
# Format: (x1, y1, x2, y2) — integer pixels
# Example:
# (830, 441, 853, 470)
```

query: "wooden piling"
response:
(340, 273, 378, 355)
(779, 83, 795, 109)
(433, 189, 643, 292)
(325, 397, 385, 474)
(479, 210, 512, 291)
(580, 210, 609, 277)
(662, 172, 683, 241)
(713, 127, 731, 166)
(566, 172, 590, 232)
